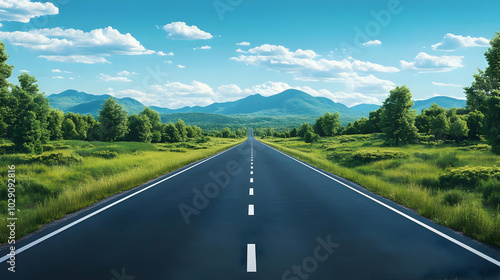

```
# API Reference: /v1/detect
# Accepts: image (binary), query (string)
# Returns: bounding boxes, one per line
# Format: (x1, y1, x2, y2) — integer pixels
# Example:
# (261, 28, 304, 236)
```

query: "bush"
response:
(478, 179, 500, 206)
(443, 190, 463, 206)
(470, 144, 491, 151)
(435, 152, 460, 169)
(352, 150, 408, 163)
(439, 166, 500, 188)
(419, 134, 435, 142)
(91, 150, 118, 159)
(32, 153, 82, 165)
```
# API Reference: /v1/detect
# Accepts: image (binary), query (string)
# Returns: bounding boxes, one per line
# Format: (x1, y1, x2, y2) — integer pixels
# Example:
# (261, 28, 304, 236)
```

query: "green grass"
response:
(261, 134, 500, 246)
(0, 137, 243, 243)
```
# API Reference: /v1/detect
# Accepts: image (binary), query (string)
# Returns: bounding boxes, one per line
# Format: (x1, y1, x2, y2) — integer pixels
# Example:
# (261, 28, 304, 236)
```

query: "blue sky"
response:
(0, 0, 499, 108)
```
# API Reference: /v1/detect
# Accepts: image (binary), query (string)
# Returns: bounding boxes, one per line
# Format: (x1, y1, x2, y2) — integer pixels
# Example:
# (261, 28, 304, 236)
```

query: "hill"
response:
(47, 89, 467, 128)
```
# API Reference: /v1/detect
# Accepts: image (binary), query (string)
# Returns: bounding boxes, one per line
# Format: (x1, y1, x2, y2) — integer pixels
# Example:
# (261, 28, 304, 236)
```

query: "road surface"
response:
(1, 131, 500, 279)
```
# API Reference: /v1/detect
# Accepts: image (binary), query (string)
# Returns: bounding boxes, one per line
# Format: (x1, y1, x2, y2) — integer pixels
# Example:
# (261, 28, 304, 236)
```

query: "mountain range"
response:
(47, 89, 466, 128)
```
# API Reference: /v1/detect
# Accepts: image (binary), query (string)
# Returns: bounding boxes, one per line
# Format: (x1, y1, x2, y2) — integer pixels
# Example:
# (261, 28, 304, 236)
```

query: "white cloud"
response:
(432, 33, 490, 51)
(40, 55, 110, 64)
(236, 48, 247, 53)
(20, 69, 29, 73)
(164, 60, 172, 64)
(52, 76, 63, 79)
(98, 73, 132, 82)
(193, 45, 211, 50)
(361, 40, 382, 47)
(237, 42, 250, 46)
(231, 44, 399, 85)
(68, 77, 74, 80)
(51, 69, 61, 73)
(117, 70, 138, 76)
(401, 52, 464, 73)
(149, 81, 215, 108)
(177, 64, 185, 69)
(0, 23, 3, 28)
(432, 82, 463, 88)
(162, 22, 212, 40)
(157, 51, 174, 56)
(0, 0, 58, 23)
(0, 26, 153, 63)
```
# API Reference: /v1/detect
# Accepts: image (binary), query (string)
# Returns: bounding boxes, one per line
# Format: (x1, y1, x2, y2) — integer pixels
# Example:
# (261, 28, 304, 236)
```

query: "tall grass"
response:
(0, 138, 243, 243)
(261, 136, 500, 246)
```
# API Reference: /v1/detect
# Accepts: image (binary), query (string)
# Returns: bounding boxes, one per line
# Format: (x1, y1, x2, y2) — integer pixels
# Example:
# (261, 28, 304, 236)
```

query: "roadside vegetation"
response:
(259, 32, 500, 246)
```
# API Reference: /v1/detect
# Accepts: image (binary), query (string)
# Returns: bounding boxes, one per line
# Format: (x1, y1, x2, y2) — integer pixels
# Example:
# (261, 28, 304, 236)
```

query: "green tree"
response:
(140, 107, 162, 142)
(11, 73, 50, 152)
(127, 114, 153, 143)
(466, 110, 484, 140)
(430, 114, 450, 140)
(175, 119, 188, 141)
(13, 111, 42, 154)
(162, 123, 181, 143)
(297, 123, 313, 138)
(0, 40, 14, 139)
(290, 127, 298, 137)
(97, 97, 128, 142)
(367, 108, 382, 133)
(47, 109, 64, 140)
(62, 118, 78, 140)
(380, 85, 418, 146)
(304, 131, 320, 143)
(221, 127, 231, 138)
(449, 118, 469, 143)
(313, 116, 325, 136)
(321, 112, 341, 136)
(465, 32, 500, 153)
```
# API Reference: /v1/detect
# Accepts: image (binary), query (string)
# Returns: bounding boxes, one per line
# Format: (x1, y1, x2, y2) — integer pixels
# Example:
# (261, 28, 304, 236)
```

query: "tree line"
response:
(0, 40, 243, 154)
(273, 32, 500, 154)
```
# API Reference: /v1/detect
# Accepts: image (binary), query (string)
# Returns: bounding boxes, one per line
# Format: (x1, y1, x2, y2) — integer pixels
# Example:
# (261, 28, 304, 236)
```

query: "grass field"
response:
(260, 134, 500, 246)
(0, 138, 243, 243)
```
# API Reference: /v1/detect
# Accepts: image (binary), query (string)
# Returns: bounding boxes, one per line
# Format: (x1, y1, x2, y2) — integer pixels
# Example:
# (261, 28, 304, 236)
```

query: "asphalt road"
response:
(1, 130, 500, 279)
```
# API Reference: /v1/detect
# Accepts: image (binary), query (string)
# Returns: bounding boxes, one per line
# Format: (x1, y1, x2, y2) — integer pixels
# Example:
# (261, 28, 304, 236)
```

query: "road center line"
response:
(247, 244, 257, 272)
(250, 178, 253, 183)
(262, 141, 500, 267)
(248, 204, 255, 215)
(0, 142, 245, 264)
(249, 188, 254, 196)
(250, 171, 253, 175)
(251, 166, 253, 169)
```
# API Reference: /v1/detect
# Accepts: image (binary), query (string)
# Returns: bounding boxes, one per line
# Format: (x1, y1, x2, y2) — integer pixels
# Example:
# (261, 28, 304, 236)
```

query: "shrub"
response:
(340, 137, 357, 143)
(170, 148, 188, 153)
(470, 144, 491, 151)
(435, 152, 460, 169)
(32, 153, 82, 165)
(439, 166, 500, 188)
(419, 134, 435, 142)
(91, 150, 118, 159)
(478, 179, 500, 206)
(443, 190, 463, 206)
(352, 150, 408, 163)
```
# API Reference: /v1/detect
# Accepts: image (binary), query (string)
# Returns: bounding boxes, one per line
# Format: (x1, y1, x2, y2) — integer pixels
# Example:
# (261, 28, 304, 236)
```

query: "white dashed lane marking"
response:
(247, 244, 257, 272)
(249, 188, 254, 196)
(248, 204, 254, 215)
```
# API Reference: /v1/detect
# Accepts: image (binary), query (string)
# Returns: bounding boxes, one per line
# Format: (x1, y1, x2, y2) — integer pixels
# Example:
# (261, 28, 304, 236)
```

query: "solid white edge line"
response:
(248, 204, 254, 215)
(260, 140, 500, 268)
(247, 244, 257, 272)
(0, 142, 245, 263)
(249, 188, 254, 196)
